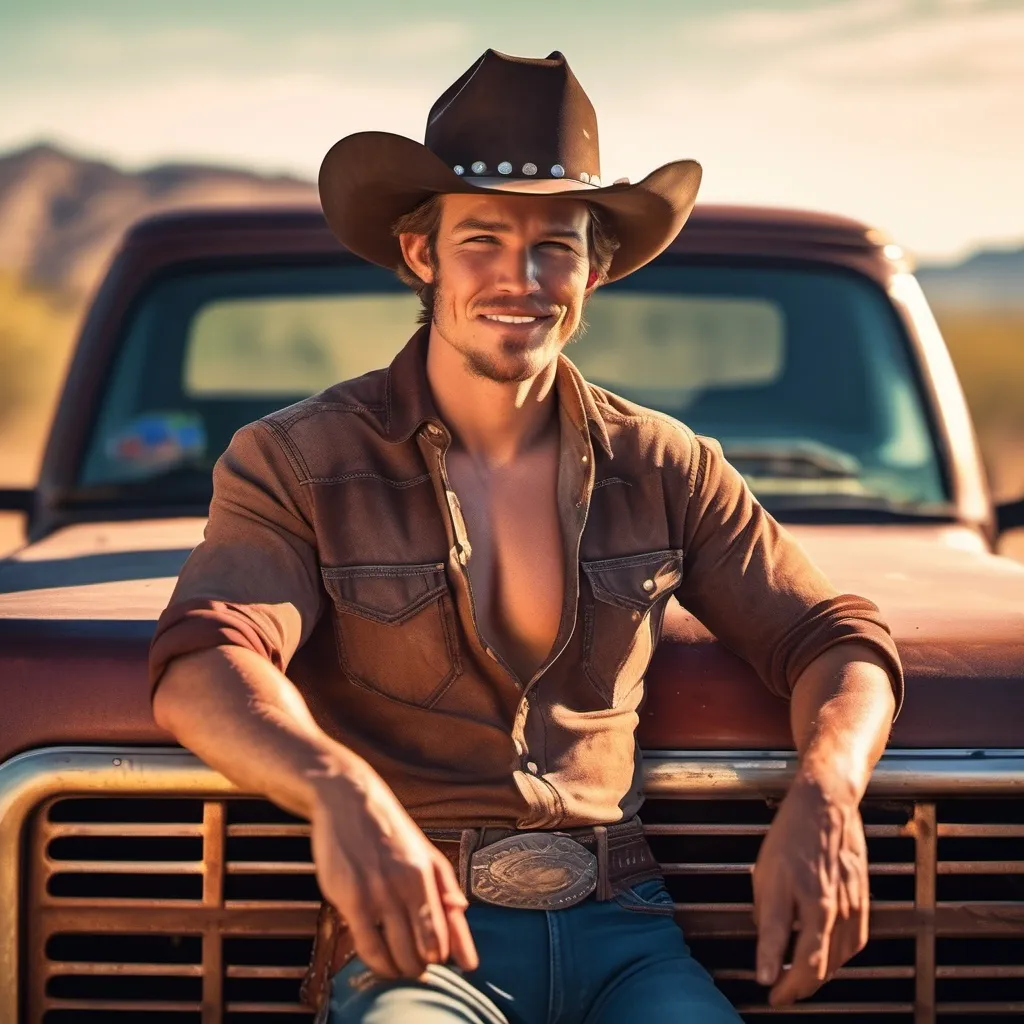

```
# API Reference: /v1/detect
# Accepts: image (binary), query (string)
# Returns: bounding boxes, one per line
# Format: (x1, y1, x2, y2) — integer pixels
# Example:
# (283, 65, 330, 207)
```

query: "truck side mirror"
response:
(996, 496, 1024, 534)
(0, 489, 34, 514)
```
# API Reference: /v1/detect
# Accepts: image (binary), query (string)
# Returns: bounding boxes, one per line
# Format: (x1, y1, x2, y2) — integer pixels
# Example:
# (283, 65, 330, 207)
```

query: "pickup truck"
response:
(1, 204, 1023, 1024)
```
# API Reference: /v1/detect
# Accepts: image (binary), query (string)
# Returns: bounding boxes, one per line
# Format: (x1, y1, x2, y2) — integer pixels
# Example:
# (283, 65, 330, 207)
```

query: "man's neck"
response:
(425, 324, 560, 467)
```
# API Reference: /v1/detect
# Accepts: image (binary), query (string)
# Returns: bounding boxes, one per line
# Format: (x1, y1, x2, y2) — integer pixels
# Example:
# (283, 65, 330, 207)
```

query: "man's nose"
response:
(495, 245, 541, 294)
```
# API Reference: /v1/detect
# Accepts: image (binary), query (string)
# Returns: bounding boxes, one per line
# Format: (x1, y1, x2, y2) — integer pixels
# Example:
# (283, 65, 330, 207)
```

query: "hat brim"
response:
(318, 131, 702, 283)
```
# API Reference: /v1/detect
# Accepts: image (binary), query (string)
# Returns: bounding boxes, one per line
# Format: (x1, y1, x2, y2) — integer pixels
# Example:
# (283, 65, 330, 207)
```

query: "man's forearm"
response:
(789, 642, 897, 803)
(152, 645, 370, 820)
(154, 645, 480, 979)
(753, 641, 896, 1003)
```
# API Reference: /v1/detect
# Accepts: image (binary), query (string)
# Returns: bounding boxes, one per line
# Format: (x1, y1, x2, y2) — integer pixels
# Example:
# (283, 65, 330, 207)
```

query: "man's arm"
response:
(153, 644, 478, 980)
(150, 422, 476, 980)
(752, 642, 896, 1007)
(671, 432, 903, 1005)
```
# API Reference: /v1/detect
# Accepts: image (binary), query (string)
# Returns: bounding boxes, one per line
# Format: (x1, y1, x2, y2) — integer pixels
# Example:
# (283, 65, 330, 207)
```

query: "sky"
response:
(1, 0, 1021, 263)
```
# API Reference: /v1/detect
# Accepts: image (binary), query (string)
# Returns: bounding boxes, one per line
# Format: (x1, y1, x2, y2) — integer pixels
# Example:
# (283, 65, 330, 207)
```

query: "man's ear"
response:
(584, 267, 602, 297)
(399, 233, 435, 285)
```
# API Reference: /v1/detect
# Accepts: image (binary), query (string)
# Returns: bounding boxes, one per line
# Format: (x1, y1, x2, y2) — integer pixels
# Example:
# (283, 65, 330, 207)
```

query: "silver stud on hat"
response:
(522, 162, 538, 176)
(497, 161, 513, 175)
(579, 172, 590, 183)
(551, 164, 565, 178)
(591, 175, 601, 186)
(453, 164, 465, 176)
(471, 160, 487, 175)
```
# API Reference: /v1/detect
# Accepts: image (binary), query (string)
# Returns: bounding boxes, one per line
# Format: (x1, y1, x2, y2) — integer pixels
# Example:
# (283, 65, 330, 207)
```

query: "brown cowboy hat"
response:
(319, 49, 702, 283)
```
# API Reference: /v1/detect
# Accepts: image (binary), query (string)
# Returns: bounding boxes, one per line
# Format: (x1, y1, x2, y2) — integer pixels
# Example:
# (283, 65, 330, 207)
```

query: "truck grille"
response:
(26, 795, 317, 1021)
(646, 795, 1024, 1022)
(22, 789, 1024, 1023)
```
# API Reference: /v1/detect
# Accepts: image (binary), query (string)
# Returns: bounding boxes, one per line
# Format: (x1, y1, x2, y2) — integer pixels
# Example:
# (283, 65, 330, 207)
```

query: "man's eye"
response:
(465, 235, 497, 244)
(541, 241, 575, 252)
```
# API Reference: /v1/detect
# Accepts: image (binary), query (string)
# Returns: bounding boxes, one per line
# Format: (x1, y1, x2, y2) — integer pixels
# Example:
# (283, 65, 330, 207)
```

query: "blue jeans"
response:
(328, 878, 742, 1023)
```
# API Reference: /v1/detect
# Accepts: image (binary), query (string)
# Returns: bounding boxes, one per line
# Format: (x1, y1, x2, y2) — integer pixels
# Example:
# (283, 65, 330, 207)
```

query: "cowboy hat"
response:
(319, 49, 702, 282)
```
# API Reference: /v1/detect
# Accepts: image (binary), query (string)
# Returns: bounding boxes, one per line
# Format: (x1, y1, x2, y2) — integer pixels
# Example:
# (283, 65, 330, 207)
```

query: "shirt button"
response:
(642, 578, 655, 593)
(526, 761, 539, 774)
(426, 423, 443, 438)
(581, 454, 589, 464)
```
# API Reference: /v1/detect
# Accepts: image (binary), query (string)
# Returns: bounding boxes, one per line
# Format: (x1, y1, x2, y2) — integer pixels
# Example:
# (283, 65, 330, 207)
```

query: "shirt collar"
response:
(556, 352, 613, 458)
(382, 325, 613, 458)
(381, 326, 443, 443)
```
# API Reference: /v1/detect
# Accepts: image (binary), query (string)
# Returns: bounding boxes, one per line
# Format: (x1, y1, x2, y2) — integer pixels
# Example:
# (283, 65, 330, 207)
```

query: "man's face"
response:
(410, 192, 595, 384)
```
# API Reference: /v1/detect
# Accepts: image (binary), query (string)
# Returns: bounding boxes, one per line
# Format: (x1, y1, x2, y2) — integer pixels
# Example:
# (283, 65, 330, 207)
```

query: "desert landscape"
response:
(1, 141, 1021, 557)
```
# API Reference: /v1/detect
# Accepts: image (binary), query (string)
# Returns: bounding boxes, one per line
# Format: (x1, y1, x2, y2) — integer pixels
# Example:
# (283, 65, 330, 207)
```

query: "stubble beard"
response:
(428, 273, 591, 385)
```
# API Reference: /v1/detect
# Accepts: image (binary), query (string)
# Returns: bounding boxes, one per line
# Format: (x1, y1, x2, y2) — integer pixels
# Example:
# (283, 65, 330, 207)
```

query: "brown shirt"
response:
(149, 327, 903, 830)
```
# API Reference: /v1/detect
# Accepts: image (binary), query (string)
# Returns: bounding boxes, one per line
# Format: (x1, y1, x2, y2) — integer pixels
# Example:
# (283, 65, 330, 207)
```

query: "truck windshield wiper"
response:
(721, 441, 862, 480)
(760, 492, 959, 522)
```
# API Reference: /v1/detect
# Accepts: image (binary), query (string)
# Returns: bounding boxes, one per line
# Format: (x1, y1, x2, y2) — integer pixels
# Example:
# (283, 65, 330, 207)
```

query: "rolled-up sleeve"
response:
(149, 419, 323, 694)
(675, 434, 904, 715)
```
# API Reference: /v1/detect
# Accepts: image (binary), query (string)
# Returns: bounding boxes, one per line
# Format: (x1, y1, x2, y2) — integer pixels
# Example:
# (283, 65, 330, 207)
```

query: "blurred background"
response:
(1, 0, 1021, 554)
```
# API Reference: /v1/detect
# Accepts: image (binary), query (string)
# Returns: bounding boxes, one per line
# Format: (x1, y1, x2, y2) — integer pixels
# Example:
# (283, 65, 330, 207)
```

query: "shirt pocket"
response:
(580, 550, 683, 708)
(320, 562, 461, 709)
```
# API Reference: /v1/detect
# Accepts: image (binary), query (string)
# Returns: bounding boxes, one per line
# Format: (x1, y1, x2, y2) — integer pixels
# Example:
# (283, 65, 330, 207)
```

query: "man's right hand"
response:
(308, 759, 479, 980)
(152, 648, 476, 979)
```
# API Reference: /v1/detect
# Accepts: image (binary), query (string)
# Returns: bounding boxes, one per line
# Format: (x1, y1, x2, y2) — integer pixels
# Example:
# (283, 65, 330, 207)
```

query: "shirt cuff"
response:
(148, 598, 283, 695)
(768, 593, 905, 718)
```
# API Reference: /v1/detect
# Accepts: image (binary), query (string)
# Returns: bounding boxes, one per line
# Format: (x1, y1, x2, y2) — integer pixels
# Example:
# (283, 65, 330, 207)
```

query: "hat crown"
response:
(424, 50, 601, 184)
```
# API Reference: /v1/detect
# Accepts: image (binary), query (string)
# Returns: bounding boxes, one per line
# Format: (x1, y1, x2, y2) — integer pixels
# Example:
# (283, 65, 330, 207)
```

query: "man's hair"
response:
(391, 195, 620, 325)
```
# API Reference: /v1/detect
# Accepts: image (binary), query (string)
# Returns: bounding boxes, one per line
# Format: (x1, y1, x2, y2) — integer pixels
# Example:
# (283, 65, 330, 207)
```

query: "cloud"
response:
(0, 15, 478, 176)
(596, 68, 1021, 260)
(0, 0, 1019, 259)
(683, 0, 1024, 87)
(0, 70, 428, 177)
(1, 17, 473, 84)
(789, 7, 1024, 86)
(697, 0, 914, 49)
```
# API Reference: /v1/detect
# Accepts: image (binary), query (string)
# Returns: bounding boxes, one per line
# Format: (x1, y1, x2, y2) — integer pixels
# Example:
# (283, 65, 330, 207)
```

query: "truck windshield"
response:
(79, 259, 947, 512)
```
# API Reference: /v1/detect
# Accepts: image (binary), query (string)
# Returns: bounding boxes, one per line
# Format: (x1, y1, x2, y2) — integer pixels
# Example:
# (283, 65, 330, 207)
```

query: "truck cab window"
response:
(79, 260, 947, 511)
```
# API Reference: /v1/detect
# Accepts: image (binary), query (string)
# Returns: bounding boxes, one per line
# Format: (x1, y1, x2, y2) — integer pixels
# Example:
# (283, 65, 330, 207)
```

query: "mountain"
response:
(917, 248, 1024, 310)
(0, 139, 1020, 308)
(0, 141, 316, 301)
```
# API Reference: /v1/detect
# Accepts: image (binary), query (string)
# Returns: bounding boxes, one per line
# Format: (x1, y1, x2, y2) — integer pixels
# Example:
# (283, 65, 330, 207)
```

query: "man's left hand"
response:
(752, 772, 870, 1006)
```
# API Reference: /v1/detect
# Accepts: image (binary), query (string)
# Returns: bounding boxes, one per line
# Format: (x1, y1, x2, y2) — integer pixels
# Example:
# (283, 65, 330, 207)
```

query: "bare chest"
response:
(446, 446, 564, 681)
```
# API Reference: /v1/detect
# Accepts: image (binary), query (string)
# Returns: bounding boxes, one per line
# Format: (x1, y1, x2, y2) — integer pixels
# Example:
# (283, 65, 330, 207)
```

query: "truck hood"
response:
(0, 518, 200, 627)
(1, 519, 1022, 759)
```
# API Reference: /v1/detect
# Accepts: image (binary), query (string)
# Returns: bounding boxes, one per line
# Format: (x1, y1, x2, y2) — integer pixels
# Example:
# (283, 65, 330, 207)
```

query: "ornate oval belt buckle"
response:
(470, 833, 598, 910)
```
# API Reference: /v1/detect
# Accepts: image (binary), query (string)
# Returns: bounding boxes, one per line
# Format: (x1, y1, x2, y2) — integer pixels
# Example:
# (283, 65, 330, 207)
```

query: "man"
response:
(150, 50, 902, 1023)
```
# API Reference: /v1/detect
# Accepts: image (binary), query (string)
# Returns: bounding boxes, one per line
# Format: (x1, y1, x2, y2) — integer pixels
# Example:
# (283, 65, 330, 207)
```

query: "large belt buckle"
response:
(470, 832, 598, 910)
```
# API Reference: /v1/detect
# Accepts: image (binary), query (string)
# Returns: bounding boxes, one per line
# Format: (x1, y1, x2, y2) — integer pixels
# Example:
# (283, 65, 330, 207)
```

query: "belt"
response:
(429, 816, 659, 908)
(300, 817, 660, 1015)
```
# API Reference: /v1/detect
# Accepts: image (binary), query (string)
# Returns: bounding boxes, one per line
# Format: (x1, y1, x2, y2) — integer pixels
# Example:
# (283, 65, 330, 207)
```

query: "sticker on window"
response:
(105, 412, 207, 476)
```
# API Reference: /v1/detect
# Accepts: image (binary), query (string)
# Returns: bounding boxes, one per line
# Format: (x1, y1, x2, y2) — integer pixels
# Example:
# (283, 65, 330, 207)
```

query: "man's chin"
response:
(454, 328, 557, 381)
(463, 349, 544, 384)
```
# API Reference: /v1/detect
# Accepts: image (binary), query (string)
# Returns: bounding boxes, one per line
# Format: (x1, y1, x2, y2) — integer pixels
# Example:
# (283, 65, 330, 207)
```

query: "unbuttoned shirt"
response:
(150, 327, 903, 830)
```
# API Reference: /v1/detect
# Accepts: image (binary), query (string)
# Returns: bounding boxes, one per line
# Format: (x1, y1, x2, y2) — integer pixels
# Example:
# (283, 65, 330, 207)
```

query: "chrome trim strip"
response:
(2, 745, 1023, 1018)
(644, 748, 1024, 797)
